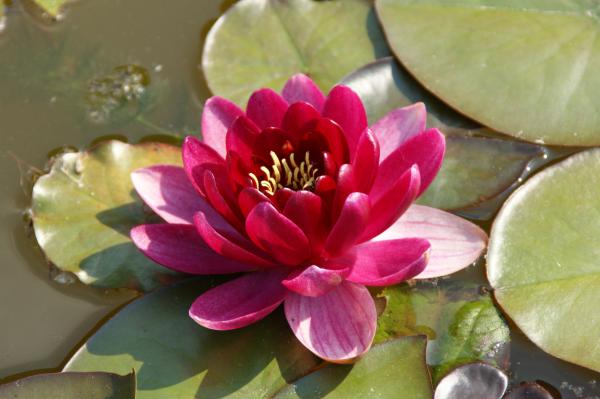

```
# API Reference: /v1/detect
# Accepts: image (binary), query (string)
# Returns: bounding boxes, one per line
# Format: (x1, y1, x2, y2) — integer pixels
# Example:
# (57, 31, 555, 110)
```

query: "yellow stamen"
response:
(249, 151, 319, 195)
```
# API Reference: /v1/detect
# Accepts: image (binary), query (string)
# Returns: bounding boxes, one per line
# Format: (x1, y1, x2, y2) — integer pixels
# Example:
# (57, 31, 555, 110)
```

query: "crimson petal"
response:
(322, 85, 368, 156)
(246, 88, 288, 129)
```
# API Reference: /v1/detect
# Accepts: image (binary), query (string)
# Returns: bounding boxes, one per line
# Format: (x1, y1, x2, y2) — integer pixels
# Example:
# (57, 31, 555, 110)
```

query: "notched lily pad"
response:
(31, 140, 183, 291)
(434, 362, 508, 399)
(0, 371, 135, 398)
(375, 0, 600, 146)
(375, 282, 510, 384)
(274, 336, 433, 399)
(202, 0, 390, 105)
(342, 57, 546, 212)
(487, 148, 600, 373)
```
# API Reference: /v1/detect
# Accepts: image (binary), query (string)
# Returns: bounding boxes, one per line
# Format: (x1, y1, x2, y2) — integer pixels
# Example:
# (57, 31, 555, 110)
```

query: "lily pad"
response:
(31, 140, 183, 291)
(434, 362, 508, 399)
(202, 0, 390, 105)
(343, 58, 545, 211)
(375, 0, 600, 146)
(375, 282, 510, 384)
(274, 336, 432, 399)
(0, 371, 135, 398)
(487, 149, 600, 372)
(33, 0, 71, 18)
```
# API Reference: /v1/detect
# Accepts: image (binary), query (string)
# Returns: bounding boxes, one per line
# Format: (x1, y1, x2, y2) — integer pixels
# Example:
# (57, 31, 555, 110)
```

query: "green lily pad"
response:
(375, 282, 510, 384)
(342, 58, 545, 211)
(375, 0, 600, 146)
(31, 140, 183, 291)
(64, 278, 321, 398)
(33, 0, 71, 18)
(202, 0, 390, 105)
(65, 278, 433, 398)
(487, 148, 600, 373)
(0, 371, 135, 398)
(274, 337, 432, 399)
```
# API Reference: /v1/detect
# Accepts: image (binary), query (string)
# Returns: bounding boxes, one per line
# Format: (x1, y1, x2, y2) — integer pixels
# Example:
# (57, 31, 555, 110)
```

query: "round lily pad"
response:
(67, 278, 435, 398)
(31, 140, 183, 291)
(202, 0, 390, 105)
(375, 0, 600, 146)
(342, 58, 545, 211)
(0, 371, 135, 399)
(487, 149, 600, 372)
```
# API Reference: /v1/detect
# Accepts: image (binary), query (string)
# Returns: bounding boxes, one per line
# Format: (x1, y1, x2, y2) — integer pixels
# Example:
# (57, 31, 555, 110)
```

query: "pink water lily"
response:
(130, 74, 487, 363)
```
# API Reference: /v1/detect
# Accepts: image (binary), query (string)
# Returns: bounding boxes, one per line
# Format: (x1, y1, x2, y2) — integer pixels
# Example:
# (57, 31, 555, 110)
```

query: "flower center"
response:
(249, 151, 319, 195)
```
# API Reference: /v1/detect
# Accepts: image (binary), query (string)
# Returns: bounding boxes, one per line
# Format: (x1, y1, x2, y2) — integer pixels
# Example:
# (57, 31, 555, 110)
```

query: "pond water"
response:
(0, 0, 599, 397)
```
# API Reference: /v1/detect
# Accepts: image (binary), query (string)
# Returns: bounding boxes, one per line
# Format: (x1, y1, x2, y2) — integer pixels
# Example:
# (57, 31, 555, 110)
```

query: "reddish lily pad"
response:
(434, 362, 508, 399)
(202, 0, 390, 105)
(375, 282, 510, 384)
(31, 140, 183, 291)
(65, 279, 433, 398)
(0, 371, 135, 398)
(342, 58, 546, 212)
(375, 0, 600, 146)
(488, 149, 600, 372)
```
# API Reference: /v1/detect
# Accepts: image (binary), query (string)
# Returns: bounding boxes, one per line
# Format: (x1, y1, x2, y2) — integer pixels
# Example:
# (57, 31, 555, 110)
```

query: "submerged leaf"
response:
(31, 140, 183, 291)
(203, 0, 390, 105)
(0, 371, 135, 399)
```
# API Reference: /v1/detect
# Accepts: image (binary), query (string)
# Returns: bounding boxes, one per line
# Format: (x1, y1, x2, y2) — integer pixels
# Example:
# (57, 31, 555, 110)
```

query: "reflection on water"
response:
(0, 0, 599, 396)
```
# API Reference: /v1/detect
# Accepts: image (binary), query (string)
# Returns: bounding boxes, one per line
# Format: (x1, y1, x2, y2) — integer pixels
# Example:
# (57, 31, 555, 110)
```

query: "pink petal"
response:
(285, 281, 377, 363)
(281, 74, 326, 111)
(246, 202, 310, 266)
(131, 165, 226, 228)
(282, 265, 349, 297)
(322, 85, 368, 156)
(201, 97, 245, 157)
(246, 88, 289, 129)
(361, 165, 421, 241)
(193, 212, 275, 268)
(225, 116, 260, 167)
(130, 224, 255, 275)
(283, 190, 325, 253)
(189, 270, 288, 330)
(351, 129, 380, 193)
(337, 238, 430, 286)
(182, 136, 226, 195)
(281, 102, 321, 136)
(373, 205, 488, 279)
(371, 103, 426, 162)
(374, 128, 445, 197)
(325, 192, 370, 257)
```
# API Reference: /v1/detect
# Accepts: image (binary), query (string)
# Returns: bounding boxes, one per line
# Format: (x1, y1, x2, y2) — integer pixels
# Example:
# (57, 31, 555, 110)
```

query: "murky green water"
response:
(0, 0, 599, 397)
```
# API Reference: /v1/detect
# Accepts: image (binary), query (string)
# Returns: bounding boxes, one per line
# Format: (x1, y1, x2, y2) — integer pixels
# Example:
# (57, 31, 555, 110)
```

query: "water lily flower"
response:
(130, 74, 487, 363)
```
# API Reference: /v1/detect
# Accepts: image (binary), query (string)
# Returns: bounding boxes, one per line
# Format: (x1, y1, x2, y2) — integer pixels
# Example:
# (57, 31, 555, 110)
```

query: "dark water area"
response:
(0, 0, 599, 397)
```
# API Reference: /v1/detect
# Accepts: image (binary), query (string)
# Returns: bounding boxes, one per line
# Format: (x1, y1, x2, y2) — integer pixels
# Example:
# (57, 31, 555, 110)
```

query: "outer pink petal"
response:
(373, 205, 488, 278)
(189, 270, 288, 330)
(351, 128, 380, 193)
(371, 103, 426, 162)
(201, 97, 245, 157)
(337, 238, 430, 286)
(361, 165, 420, 242)
(246, 88, 289, 129)
(281, 74, 326, 111)
(193, 212, 275, 268)
(246, 202, 310, 266)
(182, 136, 226, 195)
(285, 281, 377, 363)
(282, 265, 349, 297)
(373, 128, 445, 197)
(131, 165, 226, 228)
(130, 224, 255, 275)
(322, 85, 368, 156)
(325, 192, 370, 257)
